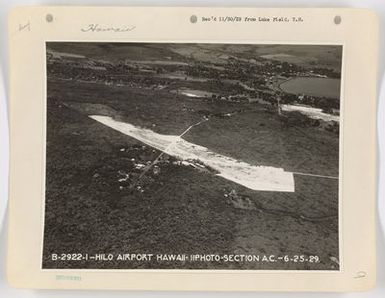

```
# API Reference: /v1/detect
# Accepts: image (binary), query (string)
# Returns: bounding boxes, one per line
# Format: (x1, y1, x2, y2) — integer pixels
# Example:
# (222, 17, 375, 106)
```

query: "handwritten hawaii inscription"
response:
(81, 23, 136, 33)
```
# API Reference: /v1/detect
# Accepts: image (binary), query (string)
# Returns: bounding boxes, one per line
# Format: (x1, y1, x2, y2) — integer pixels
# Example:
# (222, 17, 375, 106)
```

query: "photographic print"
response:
(42, 42, 342, 270)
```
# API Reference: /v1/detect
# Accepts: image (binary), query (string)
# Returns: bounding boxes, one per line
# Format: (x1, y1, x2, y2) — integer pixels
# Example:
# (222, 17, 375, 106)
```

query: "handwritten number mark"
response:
(19, 21, 30, 32)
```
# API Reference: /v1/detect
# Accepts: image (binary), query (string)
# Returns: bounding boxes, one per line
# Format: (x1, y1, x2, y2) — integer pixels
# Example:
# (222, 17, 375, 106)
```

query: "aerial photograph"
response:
(42, 42, 342, 270)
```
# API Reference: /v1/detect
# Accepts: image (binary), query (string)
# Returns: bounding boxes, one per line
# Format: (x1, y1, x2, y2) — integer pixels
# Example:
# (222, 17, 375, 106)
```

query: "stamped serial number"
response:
(51, 253, 91, 261)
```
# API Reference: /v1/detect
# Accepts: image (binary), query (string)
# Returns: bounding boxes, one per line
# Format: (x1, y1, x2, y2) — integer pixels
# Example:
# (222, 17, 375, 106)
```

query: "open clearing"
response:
(89, 114, 295, 192)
